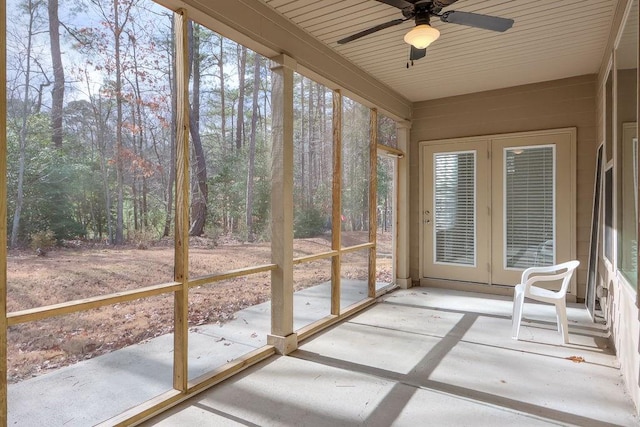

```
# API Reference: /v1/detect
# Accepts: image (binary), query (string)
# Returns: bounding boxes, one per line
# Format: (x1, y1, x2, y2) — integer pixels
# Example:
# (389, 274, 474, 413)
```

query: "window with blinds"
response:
(504, 146, 555, 268)
(434, 151, 475, 266)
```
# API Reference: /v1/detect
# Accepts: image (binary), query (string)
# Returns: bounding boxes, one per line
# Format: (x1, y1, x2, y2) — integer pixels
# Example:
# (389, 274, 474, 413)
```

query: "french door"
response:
(422, 141, 490, 283)
(422, 129, 575, 287)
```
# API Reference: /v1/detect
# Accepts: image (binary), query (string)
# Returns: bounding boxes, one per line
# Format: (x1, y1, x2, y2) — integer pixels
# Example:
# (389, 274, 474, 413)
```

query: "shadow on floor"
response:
(145, 287, 638, 426)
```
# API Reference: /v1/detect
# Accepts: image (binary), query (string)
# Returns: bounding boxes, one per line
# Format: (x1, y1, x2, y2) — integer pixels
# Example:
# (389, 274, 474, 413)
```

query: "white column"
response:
(395, 120, 412, 288)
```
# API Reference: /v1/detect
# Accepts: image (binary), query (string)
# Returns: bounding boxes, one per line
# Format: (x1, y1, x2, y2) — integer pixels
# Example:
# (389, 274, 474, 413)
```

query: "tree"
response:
(218, 35, 227, 148)
(48, 0, 64, 148)
(299, 76, 306, 209)
(245, 54, 260, 241)
(111, 0, 126, 244)
(342, 98, 370, 231)
(64, 100, 108, 238)
(10, 0, 43, 248)
(187, 22, 208, 236)
(163, 16, 177, 237)
(235, 45, 247, 151)
(5, 0, 282, 246)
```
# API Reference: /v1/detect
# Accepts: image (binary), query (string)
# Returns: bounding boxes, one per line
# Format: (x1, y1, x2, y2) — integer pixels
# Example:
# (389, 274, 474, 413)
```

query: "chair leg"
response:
(555, 301, 569, 344)
(512, 291, 524, 340)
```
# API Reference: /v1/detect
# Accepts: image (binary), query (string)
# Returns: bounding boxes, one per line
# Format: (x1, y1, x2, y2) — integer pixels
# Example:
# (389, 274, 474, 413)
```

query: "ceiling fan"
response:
(337, 0, 514, 66)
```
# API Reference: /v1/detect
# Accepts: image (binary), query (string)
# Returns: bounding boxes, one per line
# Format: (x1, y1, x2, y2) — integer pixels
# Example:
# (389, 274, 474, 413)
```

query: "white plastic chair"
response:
(511, 260, 580, 344)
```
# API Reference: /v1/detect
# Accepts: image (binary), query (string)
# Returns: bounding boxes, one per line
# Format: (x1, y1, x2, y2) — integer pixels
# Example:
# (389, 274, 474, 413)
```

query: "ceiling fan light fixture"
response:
(404, 24, 440, 49)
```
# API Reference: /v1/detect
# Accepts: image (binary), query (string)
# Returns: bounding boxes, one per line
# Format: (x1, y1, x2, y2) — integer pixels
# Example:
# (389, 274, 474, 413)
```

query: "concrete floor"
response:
(7, 280, 378, 426)
(144, 288, 639, 427)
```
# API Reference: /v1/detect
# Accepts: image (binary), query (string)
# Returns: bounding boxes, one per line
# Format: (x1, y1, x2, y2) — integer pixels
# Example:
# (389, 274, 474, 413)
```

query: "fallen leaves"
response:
(7, 232, 394, 383)
(565, 355, 585, 363)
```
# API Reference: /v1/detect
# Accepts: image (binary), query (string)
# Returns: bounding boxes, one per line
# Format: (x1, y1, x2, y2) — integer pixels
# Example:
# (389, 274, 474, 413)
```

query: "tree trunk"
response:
(131, 105, 139, 231)
(235, 45, 247, 151)
(92, 94, 113, 242)
(11, 0, 37, 248)
(246, 54, 260, 242)
(163, 17, 177, 237)
(113, 0, 125, 245)
(308, 82, 314, 206)
(188, 22, 208, 236)
(219, 36, 226, 149)
(130, 31, 148, 231)
(300, 77, 306, 208)
(48, 0, 64, 148)
(320, 84, 326, 186)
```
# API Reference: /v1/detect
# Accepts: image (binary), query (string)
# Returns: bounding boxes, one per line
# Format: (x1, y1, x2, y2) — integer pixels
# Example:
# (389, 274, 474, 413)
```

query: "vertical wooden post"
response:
(268, 55, 297, 354)
(0, 0, 7, 422)
(368, 109, 378, 298)
(636, 1, 640, 309)
(331, 90, 342, 315)
(395, 121, 412, 288)
(173, 9, 190, 392)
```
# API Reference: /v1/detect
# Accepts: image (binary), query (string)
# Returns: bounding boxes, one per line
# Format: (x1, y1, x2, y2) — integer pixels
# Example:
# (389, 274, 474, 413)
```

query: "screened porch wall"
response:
(409, 74, 597, 298)
(594, 0, 640, 412)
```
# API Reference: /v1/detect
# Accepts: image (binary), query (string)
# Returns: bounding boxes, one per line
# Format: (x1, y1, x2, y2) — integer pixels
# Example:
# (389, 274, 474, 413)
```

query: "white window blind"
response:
(434, 151, 475, 266)
(504, 146, 555, 268)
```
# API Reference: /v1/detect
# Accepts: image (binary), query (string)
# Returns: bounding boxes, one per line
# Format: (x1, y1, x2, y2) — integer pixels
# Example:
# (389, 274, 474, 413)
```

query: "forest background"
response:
(7, 0, 396, 250)
(5, 0, 397, 383)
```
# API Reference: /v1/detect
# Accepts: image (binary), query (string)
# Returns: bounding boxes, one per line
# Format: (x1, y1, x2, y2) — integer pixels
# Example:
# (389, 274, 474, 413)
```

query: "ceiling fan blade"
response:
(440, 11, 514, 32)
(337, 19, 406, 45)
(410, 46, 426, 61)
(375, 0, 414, 9)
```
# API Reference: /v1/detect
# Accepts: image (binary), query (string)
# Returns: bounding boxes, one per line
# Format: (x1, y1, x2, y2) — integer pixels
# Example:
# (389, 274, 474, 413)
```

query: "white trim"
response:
(615, 123, 638, 290)
(604, 163, 615, 265)
(419, 127, 577, 291)
(613, 0, 637, 50)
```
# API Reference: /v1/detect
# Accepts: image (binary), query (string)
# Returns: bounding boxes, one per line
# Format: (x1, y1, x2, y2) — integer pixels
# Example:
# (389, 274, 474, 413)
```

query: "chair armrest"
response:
(521, 265, 562, 285)
(524, 271, 569, 289)
(520, 260, 580, 285)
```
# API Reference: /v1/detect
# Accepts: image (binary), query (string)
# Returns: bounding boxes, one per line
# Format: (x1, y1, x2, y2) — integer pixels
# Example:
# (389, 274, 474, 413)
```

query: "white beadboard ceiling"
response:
(261, 0, 618, 102)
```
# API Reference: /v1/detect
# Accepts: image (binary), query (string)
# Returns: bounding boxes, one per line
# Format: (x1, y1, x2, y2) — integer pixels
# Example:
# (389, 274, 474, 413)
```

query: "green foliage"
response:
(341, 98, 371, 232)
(6, 113, 86, 245)
(23, 159, 87, 241)
(205, 132, 272, 242)
(377, 156, 392, 203)
(208, 150, 246, 236)
(29, 229, 56, 251)
(249, 141, 272, 240)
(294, 206, 325, 238)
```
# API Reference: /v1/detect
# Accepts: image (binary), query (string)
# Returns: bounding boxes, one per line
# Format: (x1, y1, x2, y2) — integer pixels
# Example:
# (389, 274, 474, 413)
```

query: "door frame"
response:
(418, 127, 577, 296)
(586, 144, 604, 318)
(421, 142, 491, 284)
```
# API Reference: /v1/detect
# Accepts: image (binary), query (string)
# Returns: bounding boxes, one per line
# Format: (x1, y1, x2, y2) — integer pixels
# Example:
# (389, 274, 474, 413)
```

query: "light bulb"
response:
(404, 24, 440, 49)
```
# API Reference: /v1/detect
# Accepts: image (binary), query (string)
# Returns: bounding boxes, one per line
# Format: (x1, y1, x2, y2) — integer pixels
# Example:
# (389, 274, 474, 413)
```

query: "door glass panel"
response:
(434, 151, 475, 266)
(504, 146, 555, 268)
